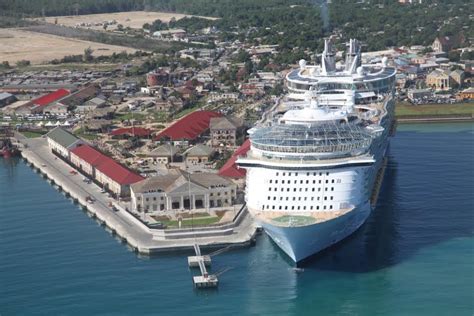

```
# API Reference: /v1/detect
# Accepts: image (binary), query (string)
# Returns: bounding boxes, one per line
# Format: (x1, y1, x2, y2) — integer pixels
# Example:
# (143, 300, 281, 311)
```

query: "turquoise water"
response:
(1, 122, 473, 315)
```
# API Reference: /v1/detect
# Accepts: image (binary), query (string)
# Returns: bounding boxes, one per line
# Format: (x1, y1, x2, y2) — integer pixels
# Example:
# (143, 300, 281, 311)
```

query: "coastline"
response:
(14, 135, 257, 255)
(396, 114, 474, 123)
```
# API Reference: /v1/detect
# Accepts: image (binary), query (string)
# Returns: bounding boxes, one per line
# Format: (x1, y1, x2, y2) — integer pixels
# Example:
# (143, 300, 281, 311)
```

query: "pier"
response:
(15, 135, 257, 255)
(189, 244, 218, 288)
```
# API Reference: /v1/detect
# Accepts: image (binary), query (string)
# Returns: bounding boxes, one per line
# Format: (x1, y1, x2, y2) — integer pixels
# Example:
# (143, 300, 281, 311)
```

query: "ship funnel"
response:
(345, 39, 362, 74)
(321, 38, 336, 75)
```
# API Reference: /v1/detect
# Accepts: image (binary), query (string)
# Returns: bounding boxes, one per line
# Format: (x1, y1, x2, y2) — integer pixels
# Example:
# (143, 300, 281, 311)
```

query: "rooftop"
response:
(155, 111, 222, 141)
(71, 144, 143, 185)
(46, 126, 80, 149)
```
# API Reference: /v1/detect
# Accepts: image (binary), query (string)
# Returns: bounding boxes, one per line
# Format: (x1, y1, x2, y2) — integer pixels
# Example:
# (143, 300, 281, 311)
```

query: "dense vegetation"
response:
(1, 0, 472, 54)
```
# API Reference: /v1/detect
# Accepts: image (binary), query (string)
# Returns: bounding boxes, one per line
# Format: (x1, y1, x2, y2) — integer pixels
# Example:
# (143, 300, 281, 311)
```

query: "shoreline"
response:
(15, 136, 257, 255)
(396, 115, 474, 124)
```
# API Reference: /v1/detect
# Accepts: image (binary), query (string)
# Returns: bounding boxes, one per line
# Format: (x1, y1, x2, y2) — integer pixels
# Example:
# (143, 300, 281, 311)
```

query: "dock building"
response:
(46, 127, 85, 160)
(70, 144, 143, 197)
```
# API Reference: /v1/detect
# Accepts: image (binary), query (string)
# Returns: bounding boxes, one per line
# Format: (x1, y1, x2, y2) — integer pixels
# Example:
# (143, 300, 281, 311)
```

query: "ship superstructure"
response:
(237, 39, 396, 263)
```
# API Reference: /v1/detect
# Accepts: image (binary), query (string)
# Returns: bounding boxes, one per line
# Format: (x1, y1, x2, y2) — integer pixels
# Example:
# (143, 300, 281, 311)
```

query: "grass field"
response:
(163, 216, 221, 228)
(395, 102, 474, 117)
(0, 28, 136, 65)
(21, 131, 46, 138)
(38, 11, 218, 32)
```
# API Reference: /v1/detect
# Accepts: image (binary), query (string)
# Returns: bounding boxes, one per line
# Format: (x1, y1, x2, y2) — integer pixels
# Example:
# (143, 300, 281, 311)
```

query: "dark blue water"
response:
(1, 123, 473, 315)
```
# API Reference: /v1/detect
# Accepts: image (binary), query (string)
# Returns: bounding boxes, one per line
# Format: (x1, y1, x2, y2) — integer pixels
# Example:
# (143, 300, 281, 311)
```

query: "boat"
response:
(237, 38, 396, 263)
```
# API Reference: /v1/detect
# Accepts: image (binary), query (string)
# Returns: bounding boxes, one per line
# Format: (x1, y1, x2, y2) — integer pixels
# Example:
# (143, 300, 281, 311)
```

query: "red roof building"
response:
(218, 139, 251, 178)
(29, 89, 70, 113)
(155, 110, 222, 141)
(110, 127, 153, 138)
(70, 144, 143, 197)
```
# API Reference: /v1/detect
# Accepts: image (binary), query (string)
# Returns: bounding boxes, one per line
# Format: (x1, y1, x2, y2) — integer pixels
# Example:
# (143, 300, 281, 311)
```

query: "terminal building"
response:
(46, 127, 85, 160)
(130, 169, 236, 212)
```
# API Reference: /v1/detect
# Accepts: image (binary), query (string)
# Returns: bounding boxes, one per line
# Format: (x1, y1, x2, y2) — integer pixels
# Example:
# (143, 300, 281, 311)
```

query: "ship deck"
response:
(252, 207, 353, 227)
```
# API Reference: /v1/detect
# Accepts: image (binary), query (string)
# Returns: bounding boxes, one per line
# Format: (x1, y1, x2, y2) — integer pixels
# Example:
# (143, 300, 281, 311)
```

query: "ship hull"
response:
(258, 201, 371, 263)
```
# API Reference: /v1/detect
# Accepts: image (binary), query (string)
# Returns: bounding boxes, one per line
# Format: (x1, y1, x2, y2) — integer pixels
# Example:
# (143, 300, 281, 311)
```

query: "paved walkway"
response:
(16, 134, 257, 255)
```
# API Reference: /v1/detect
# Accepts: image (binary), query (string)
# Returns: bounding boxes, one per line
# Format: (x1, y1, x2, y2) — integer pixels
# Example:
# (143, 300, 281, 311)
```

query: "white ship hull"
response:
(258, 201, 371, 262)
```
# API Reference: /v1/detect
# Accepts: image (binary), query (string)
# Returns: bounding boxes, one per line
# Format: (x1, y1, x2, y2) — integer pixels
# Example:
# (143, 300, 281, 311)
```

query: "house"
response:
(130, 169, 236, 212)
(209, 116, 240, 147)
(207, 92, 239, 103)
(46, 126, 85, 160)
(184, 144, 214, 165)
(456, 87, 474, 101)
(70, 144, 143, 197)
(146, 144, 179, 164)
(0, 92, 17, 108)
(407, 89, 433, 102)
(152, 29, 186, 40)
(449, 69, 465, 87)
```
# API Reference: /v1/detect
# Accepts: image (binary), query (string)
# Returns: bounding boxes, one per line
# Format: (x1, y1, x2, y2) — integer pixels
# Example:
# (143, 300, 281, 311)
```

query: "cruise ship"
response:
(237, 39, 396, 263)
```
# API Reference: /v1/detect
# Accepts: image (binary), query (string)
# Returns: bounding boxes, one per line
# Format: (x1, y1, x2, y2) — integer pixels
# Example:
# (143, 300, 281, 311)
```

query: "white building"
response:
(130, 169, 236, 212)
(46, 126, 85, 160)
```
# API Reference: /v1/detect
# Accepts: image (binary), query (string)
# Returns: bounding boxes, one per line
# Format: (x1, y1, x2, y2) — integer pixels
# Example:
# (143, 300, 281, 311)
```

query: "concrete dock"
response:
(15, 135, 257, 255)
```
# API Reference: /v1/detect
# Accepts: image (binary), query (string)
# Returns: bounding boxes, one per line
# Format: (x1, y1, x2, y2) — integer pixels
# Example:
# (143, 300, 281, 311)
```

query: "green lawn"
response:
(163, 216, 221, 228)
(395, 102, 474, 117)
(21, 131, 46, 138)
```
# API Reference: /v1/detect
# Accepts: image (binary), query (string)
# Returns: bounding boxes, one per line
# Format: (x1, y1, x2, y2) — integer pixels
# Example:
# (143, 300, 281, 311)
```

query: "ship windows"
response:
(324, 206, 327, 210)
(332, 179, 335, 183)
(293, 188, 297, 192)
(311, 197, 314, 201)
(276, 172, 279, 176)
(319, 180, 322, 184)
(324, 197, 327, 200)
(326, 180, 329, 183)
(268, 196, 270, 200)
(286, 197, 289, 201)
(307, 172, 310, 176)
(297, 206, 300, 210)
(268, 187, 272, 191)
(313, 180, 316, 184)
(331, 187, 334, 191)
(318, 188, 321, 192)
(279, 206, 282, 210)
(303, 206, 306, 210)
(298, 197, 301, 201)
(306, 180, 309, 184)
(293, 197, 296, 201)
(305, 188, 308, 192)
(317, 206, 320, 210)
(283, 172, 286, 176)
(285, 206, 288, 210)
(319, 172, 322, 176)
(326, 172, 329, 176)
(313, 172, 317, 176)
(273, 197, 276, 200)
(294, 180, 297, 184)
(272, 206, 275, 210)
(269, 180, 272, 184)
(330, 205, 333, 210)
(312, 188, 315, 192)
(288, 172, 291, 176)
(325, 188, 328, 191)
(330, 196, 334, 200)
(291, 206, 295, 210)
(275, 180, 278, 184)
